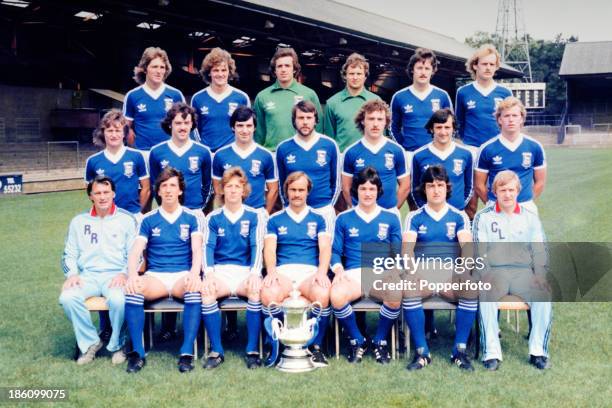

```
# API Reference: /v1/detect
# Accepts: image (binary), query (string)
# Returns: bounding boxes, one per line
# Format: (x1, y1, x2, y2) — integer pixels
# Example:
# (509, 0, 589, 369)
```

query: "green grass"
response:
(0, 148, 611, 407)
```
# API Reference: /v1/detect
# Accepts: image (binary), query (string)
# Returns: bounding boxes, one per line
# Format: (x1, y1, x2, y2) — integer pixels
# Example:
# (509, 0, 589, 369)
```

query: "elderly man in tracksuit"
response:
(473, 170, 552, 371)
(60, 175, 137, 365)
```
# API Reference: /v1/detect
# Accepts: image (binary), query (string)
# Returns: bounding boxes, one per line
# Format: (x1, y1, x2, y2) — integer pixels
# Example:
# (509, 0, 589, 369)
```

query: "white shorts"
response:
(277, 264, 317, 287)
(145, 271, 189, 295)
(486, 199, 538, 215)
(344, 268, 362, 286)
(311, 204, 336, 233)
(213, 264, 251, 296)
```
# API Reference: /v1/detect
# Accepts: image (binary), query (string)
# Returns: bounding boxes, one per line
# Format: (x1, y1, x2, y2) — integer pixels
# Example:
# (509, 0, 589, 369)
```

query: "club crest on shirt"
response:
(431, 99, 441, 112)
(307, 222, 318, 239)
(240, 220, 250, 237)
(188, 156, 199, 173)
(152, 227, 161, 237)
(217, 227, 225, 237)
(250, 160, 262, 176)
(180, 224, 190, 241)
(286, 154, 296, 164)
(384, 153, 394, 170)
(294, 95, 304, 105)
(96, 168, 105, 176)
(349, 227, 359, 237)
(164, 98, 174, 112)
(377, 223, 389, 240)
(452, 159, 463, 176)
(404, 104, 413, 113)
(446, 222, 457, 240)
(160, 160, 170, 169)
(316, 150, 327, 166)
(467, 100, 476, 109)
(123, 161, 134, 178)
(137, 103, 147, 113)
(200, 106, 209, 115)
(355, 158, 365, 168)
(228, 102, 238, 116)
(521, 152, 532, 169)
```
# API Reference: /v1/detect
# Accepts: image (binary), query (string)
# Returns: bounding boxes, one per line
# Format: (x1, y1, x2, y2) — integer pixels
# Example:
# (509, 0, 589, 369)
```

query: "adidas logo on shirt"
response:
(137, 103, 147, 112)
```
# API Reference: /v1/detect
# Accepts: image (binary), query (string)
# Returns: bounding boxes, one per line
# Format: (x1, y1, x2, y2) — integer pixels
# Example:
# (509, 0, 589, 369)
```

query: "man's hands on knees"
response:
(62, 275, 82, 291)
(331, 266, 347, 286)
(246, 274, 262, 296)
(313, 271, 331, 288)
(108, 273, 127, 289)
(125, 275, 143, 295)
(263, 271, 280, 288)
(184, 272, 202, 293)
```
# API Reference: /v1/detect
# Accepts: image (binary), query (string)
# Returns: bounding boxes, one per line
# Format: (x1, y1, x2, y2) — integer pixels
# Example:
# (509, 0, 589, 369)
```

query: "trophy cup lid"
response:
(282, 282, 309, 311)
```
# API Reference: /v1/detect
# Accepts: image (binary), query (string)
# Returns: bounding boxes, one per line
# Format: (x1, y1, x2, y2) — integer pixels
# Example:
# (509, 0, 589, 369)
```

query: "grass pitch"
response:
(0, 148, 610, 407)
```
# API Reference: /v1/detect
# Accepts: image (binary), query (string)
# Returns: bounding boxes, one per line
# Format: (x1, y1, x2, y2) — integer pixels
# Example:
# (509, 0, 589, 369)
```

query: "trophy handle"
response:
(310, 301, 323, 318)
(266, 301, 280, 318)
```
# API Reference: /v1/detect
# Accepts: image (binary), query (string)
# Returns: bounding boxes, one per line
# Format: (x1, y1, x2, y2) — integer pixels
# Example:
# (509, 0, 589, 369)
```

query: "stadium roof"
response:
(240, 0, 520, 75)
(559, 41, 612, 77)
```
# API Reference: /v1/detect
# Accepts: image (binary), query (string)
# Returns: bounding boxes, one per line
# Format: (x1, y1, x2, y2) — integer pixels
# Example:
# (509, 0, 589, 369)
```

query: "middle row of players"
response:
(88, 95, 545, 224)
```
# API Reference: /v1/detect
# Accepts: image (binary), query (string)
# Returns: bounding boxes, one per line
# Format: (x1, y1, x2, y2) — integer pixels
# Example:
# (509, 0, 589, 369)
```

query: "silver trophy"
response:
(268, 284, 322, 373)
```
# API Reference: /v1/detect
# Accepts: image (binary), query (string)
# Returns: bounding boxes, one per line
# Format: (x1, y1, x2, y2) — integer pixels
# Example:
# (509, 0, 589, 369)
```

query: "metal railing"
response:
(47, 141, 80, 171)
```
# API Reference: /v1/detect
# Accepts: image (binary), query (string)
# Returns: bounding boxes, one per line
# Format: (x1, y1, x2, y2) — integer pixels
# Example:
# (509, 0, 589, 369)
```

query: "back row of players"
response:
(67, 44, 550, 372)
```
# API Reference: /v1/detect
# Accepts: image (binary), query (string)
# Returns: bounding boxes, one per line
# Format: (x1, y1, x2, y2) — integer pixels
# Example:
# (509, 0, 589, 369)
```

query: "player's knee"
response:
(330, 287, 349, 308)
(58, 290, 81, 307)
(105, 291, 125, 309)
(384, 300, 401, 309)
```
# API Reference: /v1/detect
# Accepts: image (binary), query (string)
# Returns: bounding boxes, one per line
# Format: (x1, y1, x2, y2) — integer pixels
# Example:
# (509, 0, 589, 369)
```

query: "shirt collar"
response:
(355, 205, 382, 223)
(340, 87, 368, 101)
(286, 205, 310, 223)
(361, 137, 387, 154)
(424, 203, 449, 222)
(428, 141, 456, 160)
(408, 84, 433, 101)
(293, 132, 321, 151)
(231, 142, 257, 159)
(473, 81, 497, 97)
(205, 85, 233, 103)
(168, 139, 194, 157)
(272, 79, 298, 92)
(159, 205, 183, 223)
(499, 133, 524, 152)
(103, 145, 127, 164)
(142, 83, 166, 99)
(90, 203, 116, 217)
(223, 205, 245, 223)
(495, 201, 521, 214)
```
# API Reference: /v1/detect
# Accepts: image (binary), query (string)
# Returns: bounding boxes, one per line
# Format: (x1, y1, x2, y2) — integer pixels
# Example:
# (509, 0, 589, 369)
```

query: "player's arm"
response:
(262, 236, 278, 287)
(186, 232, 204, 292)
(396, 150, 410, 209)
(463, 153, 474, 208)
(330, 219, 345, 280)
(323, 103, 337, 139)
(390, 94, 403, 145)
(126, 237, 147, 294)
(330, 144, 341, 205)
(202, 216, 216, 278)
(138, 179, 150, 211)
(201, 150, 213, 207)
(249, 213, 265, 276)
(474, 170, 489, 204)
(275, 148, 288, 207)
(341, 174, 353, 209)
(455, 91, 465, 140)
(311, 93, 324, 133)
(265, 181, 279, 214)
(533, 167, 547, 199)
(253, 96, 266, 146)
(61, 219, 82, 289)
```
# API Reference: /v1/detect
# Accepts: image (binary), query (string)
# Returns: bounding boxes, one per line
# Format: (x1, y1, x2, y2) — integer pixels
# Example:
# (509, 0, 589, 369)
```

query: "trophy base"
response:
(276, 347, 317, 373)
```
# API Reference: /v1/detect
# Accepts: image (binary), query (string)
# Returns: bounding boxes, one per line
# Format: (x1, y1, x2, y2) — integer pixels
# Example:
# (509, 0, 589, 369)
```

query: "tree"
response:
(465, 32, 578, 114)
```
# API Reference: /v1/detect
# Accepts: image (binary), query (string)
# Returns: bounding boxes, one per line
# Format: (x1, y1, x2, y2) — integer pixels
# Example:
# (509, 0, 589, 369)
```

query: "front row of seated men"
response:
(60, 165, 551, 372)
